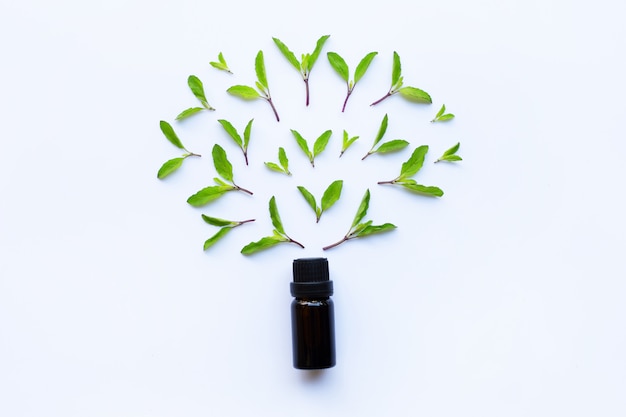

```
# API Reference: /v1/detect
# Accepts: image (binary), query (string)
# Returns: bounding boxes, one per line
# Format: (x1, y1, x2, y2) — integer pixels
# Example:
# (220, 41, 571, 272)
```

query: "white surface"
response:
(1, 0, 625, 416)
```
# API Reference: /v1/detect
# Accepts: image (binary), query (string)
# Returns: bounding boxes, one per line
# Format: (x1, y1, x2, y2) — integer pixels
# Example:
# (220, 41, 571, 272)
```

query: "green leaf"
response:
(175, 107, 205, 121)
(437, 114, 455, 122)
(243, 119, 253, 150)
(269, 196, 284, 234)
(210, 52, 232, 73)
(313, 130, 332, 157)
(351, 189, 371, 229)
(278, 147, 289, 170)
(213, 177, 229, 186)
(188, 75, 213, 110)
(297, 186, 318, 214)
(398, 179, 444, 196)
(373, 114, 389, 147)
(227, 85, 261, 100)
(157, 157, 184, 179)
(203, 227, 232, 250)
(308, 35, 330, 70)
(159, 120, 184, 149)
(351, 220, 373, 236)
(354, 52, 378, 84)
(255, 50, 268, 88)
(376, 139, 409, 154)
(398, 87, 432, 103)
(264, 162, 286, 174)
(217, 119, 242, 147)
(201, 215, 236, 227)
(321, 180, 343, 212)
(438, 155, 463, 162)
(187, 185, 232, 207)
(356, 223, 397, 237)
(435, 104, 446, 119)
(443, 142, 461, 156)
(290, 129, 312, 161)
(272, 37, 301, 71)
(241, 236, 285, 255)
(212, 144, 233, 182)
(327, 52, 349, 82)
(391, 51, 402, 87)
(400, 145, 429, 179)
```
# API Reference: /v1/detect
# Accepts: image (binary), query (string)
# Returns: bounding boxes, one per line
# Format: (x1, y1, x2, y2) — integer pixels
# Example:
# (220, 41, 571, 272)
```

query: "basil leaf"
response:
(188, 75, 213, 109)
(327, 52, 349, 82)
(255, 50, 268, 89)
(308, 35, 330, 70)
(443, 142, 460, 156)
(217, 119, 242, 147)
(241, 236, 285, 255)
(391, 51, 402, 88)
(264, 162, 284, 173)
(278, 147, 289, 170)
(354, 52, 378, 84)
(437, 114, 455, 122)
(398, 86, 432, 103)
(187, 185, 232, 207)
(157, 157, 184, 179)
(297, 186, 318, 214)
(159, 120, 184, 149)
(351, 189, 371, 229)
(272, 37, 301, 71)
(313, 130, 332, 158)
(400, 145, 429, 179)
(201, 215, 235, 227)
(436, 104, 446, 119)
(203, 227, 232, 250)
(321, 180, 343, 212)
(227, 85, 261, 100)
(398, 180, 444, 197)
(175, 107, 205, 121)
(357, 223, 397, 237)
(269, 196, 284, 234)
(373, 114, 389, 147)
(376, 139, 409, 154)
(212, 144, 233, 182)
(440, 155, 463, 162)
(243, 119, 253, 150)
(290, 129, 312, 161)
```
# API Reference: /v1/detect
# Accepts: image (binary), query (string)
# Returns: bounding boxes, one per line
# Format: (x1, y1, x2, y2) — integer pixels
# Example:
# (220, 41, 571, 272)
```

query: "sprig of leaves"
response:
(435, 142, 462, 163)
(340, 130, 360, 157)
(370, 51, 432, 106)
(264, 147, 291, 176)
(323, 189, 396, 250)
(241, 196, 304, 254)
(210, 52, 232, 74)
(378, 145, 444, 197)
(157, 121, 201, 179)
(176, 75, 215, 121)
(187, 144, 253, 207)
(272, 35, 330, 106)
(217, 118, 253, 165)
(227, 50, 280, 122)
(291, 129, 332, 167)
(362, 114, 409, 160)
(201, 215, 254, 250)
(431, 104, 455, 123)
(327, 51, 377, 112)
(297, 180, 343, 223)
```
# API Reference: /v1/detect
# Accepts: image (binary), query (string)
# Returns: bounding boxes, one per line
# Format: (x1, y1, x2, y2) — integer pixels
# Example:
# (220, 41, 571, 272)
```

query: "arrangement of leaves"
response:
(241, 196, 304, 254)
(371, 51, 432, 106)
(210, 52, 232, 74)
(157, 121, 201, 179)
(378, 146, 444, 197)
(187, 144, 253, 207)
(272, 35, 330, 106)
(264, 147, 291, 176)
(323, 189, 396, 250)
(201, 215, 254, 250)
(176, 75, 215, 121)
(340, 130, 360, 157)
(431, 104, 455, 123)
(297, 180, 343, 223)
(327, 51, 377, 112)
(158, 37, 464, 254)
(291, 129, 332, 167)
(227, 50, 280, 122)
(362, 114, 409, 160)
(435, 142, 462, 163)
(217, 118, 254, 165)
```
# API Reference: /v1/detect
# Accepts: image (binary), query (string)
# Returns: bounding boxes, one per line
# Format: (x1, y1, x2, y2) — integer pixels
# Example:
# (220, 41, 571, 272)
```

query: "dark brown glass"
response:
(291, 298, 336, 369)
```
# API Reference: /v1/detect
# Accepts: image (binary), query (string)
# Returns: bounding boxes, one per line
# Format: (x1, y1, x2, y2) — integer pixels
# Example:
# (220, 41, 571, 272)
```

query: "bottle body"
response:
(291, 298, 336, 369)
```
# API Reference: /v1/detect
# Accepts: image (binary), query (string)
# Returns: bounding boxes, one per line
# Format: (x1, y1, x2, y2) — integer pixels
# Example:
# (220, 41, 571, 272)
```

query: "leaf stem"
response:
(370, 91, 393, 106)
(244, 151, 249, 166)
(235, 184, 254, 195)
(304, 78, 310, 106)
(266, 97, 280, 122)
(238, 219, 256, 225)
(341, 88, 353, 112)
(322, 235, 349, 251)
(288, 236, 305, 249)
(377, 179, 396, 185)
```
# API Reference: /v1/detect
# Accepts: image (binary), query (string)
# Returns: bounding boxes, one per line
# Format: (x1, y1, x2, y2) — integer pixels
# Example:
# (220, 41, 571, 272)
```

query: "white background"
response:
(1, 0, 625, 416)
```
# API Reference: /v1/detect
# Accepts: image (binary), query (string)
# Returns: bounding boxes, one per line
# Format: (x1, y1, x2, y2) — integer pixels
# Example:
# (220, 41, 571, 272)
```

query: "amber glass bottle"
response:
(290, 258, 336, 369)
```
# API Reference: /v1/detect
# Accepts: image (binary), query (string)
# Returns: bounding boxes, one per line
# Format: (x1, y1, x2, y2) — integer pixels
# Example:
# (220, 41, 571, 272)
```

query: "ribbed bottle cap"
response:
(291, 258, 333, 298)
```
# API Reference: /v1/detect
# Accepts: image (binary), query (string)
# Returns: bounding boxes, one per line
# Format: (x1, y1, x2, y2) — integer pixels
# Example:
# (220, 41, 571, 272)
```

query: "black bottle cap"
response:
(291, 258, 333, 298)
